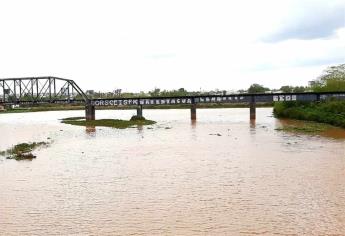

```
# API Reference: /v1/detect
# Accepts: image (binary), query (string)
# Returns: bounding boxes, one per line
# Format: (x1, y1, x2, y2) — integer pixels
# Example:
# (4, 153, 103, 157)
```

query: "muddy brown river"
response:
(0, 108, 344, 235)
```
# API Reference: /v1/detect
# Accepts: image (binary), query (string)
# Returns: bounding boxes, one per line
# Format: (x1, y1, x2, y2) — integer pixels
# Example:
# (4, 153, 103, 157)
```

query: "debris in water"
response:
(209, 133, 222, 136)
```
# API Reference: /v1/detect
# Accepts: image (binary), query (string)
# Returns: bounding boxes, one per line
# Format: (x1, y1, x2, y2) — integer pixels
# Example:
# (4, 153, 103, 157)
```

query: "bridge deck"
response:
(90, 91, 345, 107)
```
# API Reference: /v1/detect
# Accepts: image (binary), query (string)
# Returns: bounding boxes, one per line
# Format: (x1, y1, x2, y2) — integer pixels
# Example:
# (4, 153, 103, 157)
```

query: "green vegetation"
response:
(273, 64, 345, 128)
(279, 85, 306, 93)
(274, 100, 345, 128)
(247, 83, 270, 94)
(148, 87, 192, 97)
(311, 64, 345, 92)
(275, 121, 332, 134)
(61, 116, 156, 129)
(0, 104, 84, 114)
(0, 142, 48, 160)
(129, 115, 146, 121)
(61, 116, 85, 121)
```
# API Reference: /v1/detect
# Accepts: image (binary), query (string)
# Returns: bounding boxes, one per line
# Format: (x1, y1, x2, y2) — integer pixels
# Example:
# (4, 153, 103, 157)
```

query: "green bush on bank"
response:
(273, 100, 345, 128)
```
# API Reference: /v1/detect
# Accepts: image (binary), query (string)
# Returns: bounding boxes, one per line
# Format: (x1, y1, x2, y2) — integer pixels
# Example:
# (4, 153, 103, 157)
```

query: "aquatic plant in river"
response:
(0, 142, 49, 160)
(61, 116, 156, 129)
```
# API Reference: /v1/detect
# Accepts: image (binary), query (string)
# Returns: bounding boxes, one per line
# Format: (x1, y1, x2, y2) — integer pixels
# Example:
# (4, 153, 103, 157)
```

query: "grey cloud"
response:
(246, 55, 344, 72)
(295, 55, 345, 67)
(262, 3, 345, 43)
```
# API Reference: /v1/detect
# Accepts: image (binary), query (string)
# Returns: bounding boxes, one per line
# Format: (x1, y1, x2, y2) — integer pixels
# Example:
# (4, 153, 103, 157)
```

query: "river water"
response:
(0, 108, 344, 235)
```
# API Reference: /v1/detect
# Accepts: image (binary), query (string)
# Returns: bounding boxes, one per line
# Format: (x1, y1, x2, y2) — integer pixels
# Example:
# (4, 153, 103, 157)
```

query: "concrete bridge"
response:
(1, 77, 345, 121)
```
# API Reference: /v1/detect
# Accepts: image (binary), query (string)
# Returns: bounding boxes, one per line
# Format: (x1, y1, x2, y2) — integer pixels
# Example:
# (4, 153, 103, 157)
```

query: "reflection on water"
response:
(136, 124, 144, 132)
(250, 118, 256, 128)
(86, 126, 96, 134)
(191, 119, 197, 129)
(0, 108, 344, 235)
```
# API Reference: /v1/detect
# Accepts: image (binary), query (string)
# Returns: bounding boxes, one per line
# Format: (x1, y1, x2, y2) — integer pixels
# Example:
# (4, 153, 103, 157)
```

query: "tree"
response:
(149, 87, 161, 97)
(176, 88, 188, 96)
(248, 84, 270, 94)
(293, 86, 306, 93)
(280, 86, 294, 93)
(237, 89, 247, 94)
(311, 64, 345, 92)
(280, 85, 306, 93)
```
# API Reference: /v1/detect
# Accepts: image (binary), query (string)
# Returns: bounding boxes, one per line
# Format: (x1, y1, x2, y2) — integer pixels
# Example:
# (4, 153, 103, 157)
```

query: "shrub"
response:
(273, 101, 345, 128)
(130, 115, 146, 121)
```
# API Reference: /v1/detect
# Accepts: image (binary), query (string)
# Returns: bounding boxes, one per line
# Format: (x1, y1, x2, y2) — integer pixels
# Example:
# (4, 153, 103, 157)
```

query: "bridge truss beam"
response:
(0, 77, 88, 105)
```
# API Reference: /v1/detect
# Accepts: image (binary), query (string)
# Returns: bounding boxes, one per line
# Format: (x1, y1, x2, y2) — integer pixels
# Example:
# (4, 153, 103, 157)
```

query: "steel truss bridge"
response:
(1, 77, 345, 120)
(0, 77, 88, 105)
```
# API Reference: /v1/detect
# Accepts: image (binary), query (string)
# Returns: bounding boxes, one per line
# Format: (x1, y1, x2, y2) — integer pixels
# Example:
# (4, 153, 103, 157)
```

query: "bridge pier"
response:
(191, 103, 197, 120)
(85, 104, 95, 121)
(250, 96, 256, 120)
(137, 105, 143, 118)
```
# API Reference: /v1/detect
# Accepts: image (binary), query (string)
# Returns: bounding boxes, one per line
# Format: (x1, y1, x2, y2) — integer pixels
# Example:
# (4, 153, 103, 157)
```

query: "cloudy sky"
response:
(0, 0, 344, 92)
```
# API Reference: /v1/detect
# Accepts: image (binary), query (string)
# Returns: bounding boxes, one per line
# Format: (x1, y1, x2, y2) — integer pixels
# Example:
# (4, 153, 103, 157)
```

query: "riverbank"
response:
(276, 120, 335, 133)
(273, 100, 345, 128)
(0, 102, 273, 114)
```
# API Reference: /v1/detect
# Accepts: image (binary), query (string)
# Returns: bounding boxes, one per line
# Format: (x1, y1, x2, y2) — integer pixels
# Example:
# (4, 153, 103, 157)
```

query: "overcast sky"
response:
(0, 0, 344, 92)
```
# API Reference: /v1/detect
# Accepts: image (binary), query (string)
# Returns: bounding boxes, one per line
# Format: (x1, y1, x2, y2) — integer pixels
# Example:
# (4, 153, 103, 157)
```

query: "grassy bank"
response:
(273, 100, 345, 128)
(0, 104, 84, 114)
(61, 116, 156, 129)
(275, 121, 334, 134)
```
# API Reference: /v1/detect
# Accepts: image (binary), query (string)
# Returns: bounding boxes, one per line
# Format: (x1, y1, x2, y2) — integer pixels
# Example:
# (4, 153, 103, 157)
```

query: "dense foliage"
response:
(279, 86, 306, 93)
(273, 64, 345, 128)
(311, 64, 345, 92)
(274, 100, 345, 128)
(247, 84, 270, 93)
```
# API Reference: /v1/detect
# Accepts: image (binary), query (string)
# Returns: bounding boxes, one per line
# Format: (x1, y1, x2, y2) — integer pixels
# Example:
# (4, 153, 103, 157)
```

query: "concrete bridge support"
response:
(137, 105, 143, 118)
(250, 96, 256, 120)
(85, 104, 95, 121)
(191, 103, 197, 120)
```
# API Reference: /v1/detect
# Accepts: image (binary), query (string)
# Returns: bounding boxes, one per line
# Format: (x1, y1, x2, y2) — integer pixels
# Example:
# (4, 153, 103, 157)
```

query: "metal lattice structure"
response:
(0, 77, 88, 105)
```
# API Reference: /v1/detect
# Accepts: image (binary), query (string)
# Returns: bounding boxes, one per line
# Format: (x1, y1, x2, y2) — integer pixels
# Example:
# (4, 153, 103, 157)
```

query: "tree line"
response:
(140, 63, 345, 97)
(247, 64, 345, 94)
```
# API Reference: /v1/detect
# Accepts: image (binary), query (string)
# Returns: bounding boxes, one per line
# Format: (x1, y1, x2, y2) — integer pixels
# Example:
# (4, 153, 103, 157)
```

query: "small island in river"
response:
(61, 115, 156, 129)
